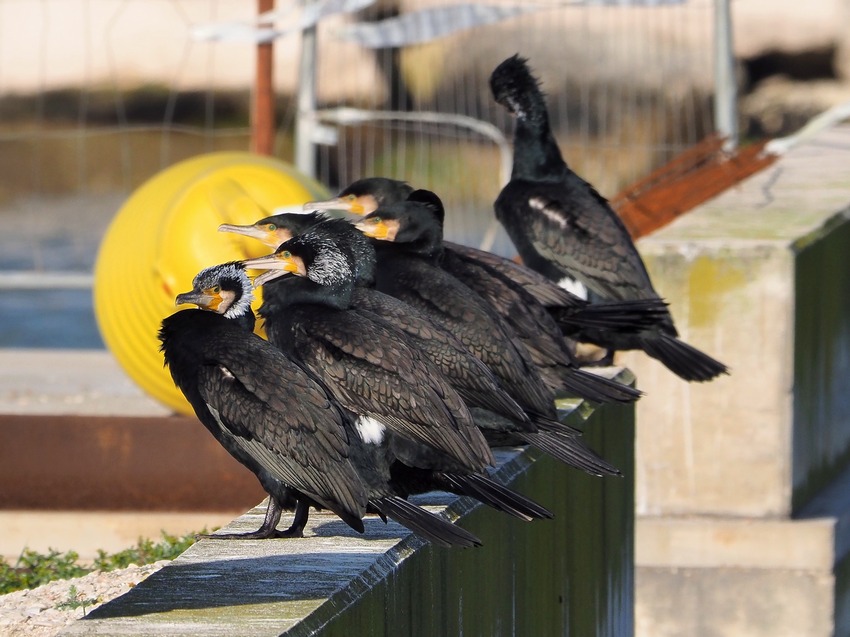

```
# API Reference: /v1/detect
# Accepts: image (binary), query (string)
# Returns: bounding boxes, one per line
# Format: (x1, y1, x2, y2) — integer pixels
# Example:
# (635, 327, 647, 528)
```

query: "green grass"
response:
(0, 529, 206, 596)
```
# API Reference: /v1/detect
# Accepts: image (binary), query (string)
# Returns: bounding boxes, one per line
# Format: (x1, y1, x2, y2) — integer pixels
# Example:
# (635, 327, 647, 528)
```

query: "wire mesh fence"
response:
(0, 0, 719, 346)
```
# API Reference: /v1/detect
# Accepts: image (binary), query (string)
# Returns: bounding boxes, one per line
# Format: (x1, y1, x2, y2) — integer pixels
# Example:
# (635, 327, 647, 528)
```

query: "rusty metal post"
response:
(251, 0, 275, 155)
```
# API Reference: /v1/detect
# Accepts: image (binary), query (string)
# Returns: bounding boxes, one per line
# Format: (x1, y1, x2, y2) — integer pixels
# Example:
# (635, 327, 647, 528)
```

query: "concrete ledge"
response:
(636, 517, 835, 570)
(58, 394, 636, 637)
(0, 349, 169, 417)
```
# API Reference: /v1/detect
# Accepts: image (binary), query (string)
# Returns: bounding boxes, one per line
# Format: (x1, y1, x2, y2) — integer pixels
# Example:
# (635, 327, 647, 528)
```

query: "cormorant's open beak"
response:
(242, 252, 305, 288)
(251, 269, 288, 287)
(175, 289, 219, 310)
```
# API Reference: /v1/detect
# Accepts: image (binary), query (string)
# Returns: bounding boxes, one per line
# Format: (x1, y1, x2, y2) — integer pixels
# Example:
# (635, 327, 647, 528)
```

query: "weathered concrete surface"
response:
(628, 125, 850, 637)
(637, 567, 835, 637)
(623, 125, 850, 519)
(636, 460, 850, 637)
(0, 349, 169, 417)
(57, 390, 635, 637)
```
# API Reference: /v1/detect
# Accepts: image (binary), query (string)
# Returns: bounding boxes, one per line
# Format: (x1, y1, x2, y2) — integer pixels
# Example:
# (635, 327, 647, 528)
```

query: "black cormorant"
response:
(162, 262, 499, 547)
(305, 177, 670, 351)
(489, 54, 728, 382)
(352, 201, 620, 476)
(240, 225, 556, 525)
(159, 262, 369, 539)
(371, 188, 642, 404)
(241, 219, 496, 474)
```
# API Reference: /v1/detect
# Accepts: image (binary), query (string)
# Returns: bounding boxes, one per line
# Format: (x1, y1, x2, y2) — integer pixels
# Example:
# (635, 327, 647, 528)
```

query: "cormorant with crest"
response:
(489, 54, 728, 382)
(305, 177, 670, 355)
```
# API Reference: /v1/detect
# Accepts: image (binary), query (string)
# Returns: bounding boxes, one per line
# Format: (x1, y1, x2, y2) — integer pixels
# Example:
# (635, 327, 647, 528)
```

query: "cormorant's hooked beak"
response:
(355, 217, 393, 241)
(218, 222, 292, 249)
(242, 252, 305, 288)
(303, 194, 375, 216)
(175, 289, 219, 311)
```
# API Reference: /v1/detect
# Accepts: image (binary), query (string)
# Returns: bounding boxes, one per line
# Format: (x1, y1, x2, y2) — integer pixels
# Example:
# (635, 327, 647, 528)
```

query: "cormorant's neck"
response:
(372, 235, 443, 265)
(511, 111, 568, 182)
(259, 274, 353, 314)
(231, 310, 256, 333)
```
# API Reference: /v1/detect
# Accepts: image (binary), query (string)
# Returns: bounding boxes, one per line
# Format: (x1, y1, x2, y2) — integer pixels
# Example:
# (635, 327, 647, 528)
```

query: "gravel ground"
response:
(0, 561, 169, 637)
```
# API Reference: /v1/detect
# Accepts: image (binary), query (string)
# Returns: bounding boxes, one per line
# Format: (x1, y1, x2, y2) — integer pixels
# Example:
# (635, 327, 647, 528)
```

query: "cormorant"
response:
(489, 54, 728, 382)
(240, 224, 556, 524)
(159, 261, 369, 539)
(362, 187, 642, 404)
(304, 176, 670, 351)
(240, 219, 496, 474)
(351, 200, 621, 476)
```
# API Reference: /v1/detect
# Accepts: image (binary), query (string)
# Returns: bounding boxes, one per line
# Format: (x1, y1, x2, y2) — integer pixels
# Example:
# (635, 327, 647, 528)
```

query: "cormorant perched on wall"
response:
(224, 213, 615, 476)
(159, 262, 369, 539)
(353, 190, 635, 403)
(349, 202, 620, 476)
(304, 177, 670, 349)
(241, 219, 495, 475)
(240, 225, 556, 523)
(489, 54, 728, 382)
(161, 262, 500, 547)
(365, 188, 641, 404)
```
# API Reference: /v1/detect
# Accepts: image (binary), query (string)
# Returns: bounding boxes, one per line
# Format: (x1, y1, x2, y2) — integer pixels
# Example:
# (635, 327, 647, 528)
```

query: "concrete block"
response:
(622, 124, 850, 518)
(636, 567, 834, 637)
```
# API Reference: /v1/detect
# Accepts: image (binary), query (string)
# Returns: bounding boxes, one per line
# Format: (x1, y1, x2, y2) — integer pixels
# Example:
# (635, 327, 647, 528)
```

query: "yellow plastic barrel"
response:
(94, 152, 329, 415)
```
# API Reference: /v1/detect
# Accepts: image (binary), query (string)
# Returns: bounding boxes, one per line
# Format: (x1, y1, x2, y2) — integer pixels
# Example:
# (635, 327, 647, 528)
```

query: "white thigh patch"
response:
(355, 416, 386, 445)
(557, 276, 588, 300)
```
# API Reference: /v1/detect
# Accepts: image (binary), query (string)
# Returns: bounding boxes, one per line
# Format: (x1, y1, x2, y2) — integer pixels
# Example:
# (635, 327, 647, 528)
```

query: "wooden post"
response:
(251, 0, 275, 155)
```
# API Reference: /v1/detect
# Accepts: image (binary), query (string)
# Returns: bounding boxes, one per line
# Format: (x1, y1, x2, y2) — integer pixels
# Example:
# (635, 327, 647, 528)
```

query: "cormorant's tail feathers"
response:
(442, 473, 553, 521)
(561, 368, 642, 404)
(456, 386, 529, 424)
(519, 431, 621, 477)
(641, 333, 729, 382)
(370, 496, 482, 548)
(555, 298, 669, 333)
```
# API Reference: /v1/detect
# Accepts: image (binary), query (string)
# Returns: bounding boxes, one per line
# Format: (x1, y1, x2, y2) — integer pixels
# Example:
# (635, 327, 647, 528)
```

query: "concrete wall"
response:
(627, 125, 850, 636)
(60, 393, 635, 637)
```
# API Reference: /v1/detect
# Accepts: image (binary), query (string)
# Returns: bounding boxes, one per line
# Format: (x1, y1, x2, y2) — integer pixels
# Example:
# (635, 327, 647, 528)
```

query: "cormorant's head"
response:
(303, 177, 414, 216)
(242, 221, 356, 290)
(218, 211, 327, 248)
(174, 262, 253, 319)
(490, 54, 542, 119)
(356, 190, 444, 255)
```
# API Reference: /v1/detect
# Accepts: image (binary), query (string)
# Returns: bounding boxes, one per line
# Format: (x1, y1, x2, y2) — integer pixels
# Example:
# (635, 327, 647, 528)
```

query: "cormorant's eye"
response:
(267, 223, 277, 231)
(211, 285, 221, 294)
(281, 250, 292, 259)
(371, 217, 382, 224)
(346, 194, 356, 201)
